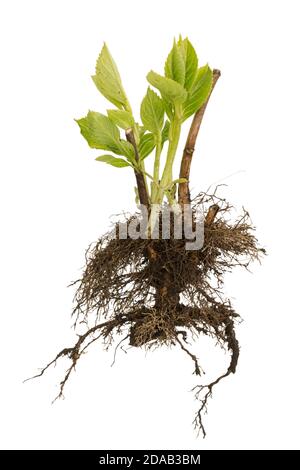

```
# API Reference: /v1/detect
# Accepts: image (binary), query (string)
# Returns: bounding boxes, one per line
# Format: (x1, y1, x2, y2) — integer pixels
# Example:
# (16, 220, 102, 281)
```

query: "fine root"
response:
(192, 318, 239, 438)
(27, 193, 265, 436)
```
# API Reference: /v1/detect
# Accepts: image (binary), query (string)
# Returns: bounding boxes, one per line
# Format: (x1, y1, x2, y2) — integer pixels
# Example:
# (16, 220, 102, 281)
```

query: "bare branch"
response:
(126, 129, 150, 209)
(178, 70, 221, 206)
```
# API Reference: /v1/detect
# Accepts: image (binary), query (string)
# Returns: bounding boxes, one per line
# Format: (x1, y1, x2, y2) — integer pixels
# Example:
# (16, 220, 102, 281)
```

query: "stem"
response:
(205, 204, 220, 225)
(162, 117, 181, 185)
(125, 129, 150, 209)
(154, 109, 182, 204)
(140, 160, 150, 199)
(124, 102, 150, 203)
(133, 122, 150, 200)
(151, 135, 162, 204)
(178, 69, 221, 206)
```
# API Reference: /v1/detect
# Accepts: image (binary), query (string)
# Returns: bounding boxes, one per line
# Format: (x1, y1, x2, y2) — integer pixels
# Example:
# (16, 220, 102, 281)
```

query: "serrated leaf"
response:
(165, 37, 198, 92)
(165, 40, 185, 86)
(119, 140, 135, 160)
(138, 133, 155, 160)
(182, 65, 213, 121)
(92, 43, 128, 109)
(178, 37, 198, 90)
(147, 71, 187, 105)
(140, 88, 164, 134)
(76, 111, 120, 151)
(95, 154, 131, 167)
(76, 111, 134, 160)
(107, 109, 134, 130)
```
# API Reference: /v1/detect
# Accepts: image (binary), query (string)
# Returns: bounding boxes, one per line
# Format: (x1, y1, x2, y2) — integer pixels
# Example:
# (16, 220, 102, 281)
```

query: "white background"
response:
(1, 0, 299, 450)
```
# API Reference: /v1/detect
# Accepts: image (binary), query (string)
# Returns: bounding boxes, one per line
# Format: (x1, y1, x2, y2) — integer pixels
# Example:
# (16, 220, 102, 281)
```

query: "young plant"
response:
(76, 37, 214, 211)
(27, 37, 265, 437)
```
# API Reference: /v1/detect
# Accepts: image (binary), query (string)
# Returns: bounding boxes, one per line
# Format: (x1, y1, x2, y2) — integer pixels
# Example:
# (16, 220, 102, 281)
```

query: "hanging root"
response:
(176, 334, 204, 376)
(192, 318, 239, 438)
(24, 318, 127, 400)
(27, 192, 265, 436)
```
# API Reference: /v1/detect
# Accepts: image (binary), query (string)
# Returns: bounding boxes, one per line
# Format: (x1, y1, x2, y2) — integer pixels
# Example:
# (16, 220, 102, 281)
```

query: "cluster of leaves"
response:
(76, 37, 213, 200)
(148, 37, 212, 122)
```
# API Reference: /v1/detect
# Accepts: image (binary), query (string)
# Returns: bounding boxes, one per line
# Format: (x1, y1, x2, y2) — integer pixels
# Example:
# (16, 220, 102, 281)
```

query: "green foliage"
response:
(140, 88, 164, 134)
(139, 132, 155, 160)
(165, 37, 198, 91)
(165, 40, 185, 86)
(76, 36, 216, 206)
(178, 37, 198, 91)
(95, 155, 131, 167)
(162, 98, 174, 121)
(162, 120, 170, 144)
(182, 65, 213, 121)
(138, 119, 170, 161)
(92, 43, 129, 109)
(146, 71, 187, 105)
(149, 37, 212, 123)
(107, 109, 134, 130)
(76, 111, 134, 159)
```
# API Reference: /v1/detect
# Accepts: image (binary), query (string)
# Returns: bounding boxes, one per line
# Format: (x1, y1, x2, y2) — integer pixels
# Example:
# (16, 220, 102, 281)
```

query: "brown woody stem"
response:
(178, 69, 221, 206)
(126, 129, 150, 209)
(205, 204, 220, 226)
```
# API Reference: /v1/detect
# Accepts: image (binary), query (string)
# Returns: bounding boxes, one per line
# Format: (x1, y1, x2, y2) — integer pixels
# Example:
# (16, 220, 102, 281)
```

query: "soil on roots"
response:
(28, 193, 265, 437)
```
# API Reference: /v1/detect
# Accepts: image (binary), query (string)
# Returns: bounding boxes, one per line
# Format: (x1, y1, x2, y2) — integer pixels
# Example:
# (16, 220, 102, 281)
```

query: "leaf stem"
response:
(151, 135, 162, 203)
(155, 109, 182, 204)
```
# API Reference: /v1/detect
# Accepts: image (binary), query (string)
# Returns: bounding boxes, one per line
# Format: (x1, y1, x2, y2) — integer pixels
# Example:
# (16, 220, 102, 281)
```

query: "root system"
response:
(28, 192, 265, 437)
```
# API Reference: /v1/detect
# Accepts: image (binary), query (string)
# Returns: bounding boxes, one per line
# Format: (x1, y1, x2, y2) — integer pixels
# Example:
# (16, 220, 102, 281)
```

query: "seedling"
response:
(27, 37, 265, 437)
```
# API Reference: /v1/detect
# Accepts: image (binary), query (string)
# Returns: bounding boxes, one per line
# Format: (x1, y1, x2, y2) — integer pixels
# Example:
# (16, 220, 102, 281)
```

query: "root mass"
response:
(27, 192, 265, 437)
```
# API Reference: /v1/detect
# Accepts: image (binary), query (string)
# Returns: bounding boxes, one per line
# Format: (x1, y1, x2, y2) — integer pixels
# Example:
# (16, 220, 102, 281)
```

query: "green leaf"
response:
(161, 120, 170, 145)
(138, 125, 146, 138)
(76, 111, 134, 160)
(107, 109, 134, 130)
(162, 98, 174, 120)
(140, 87, 164, 134)
(119, 140, 135, 160)
(147, 71, 187, 105)
(165, 37, 198, 91)
(76, 111, 120, 151)
(95, 155, 131, 168)
(92, 43, 128, 109)
(178, 37, 198, 91)
(165, 40, 185, 86)
(138, 133, 155, 160)
(182, 65, 213, 121)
